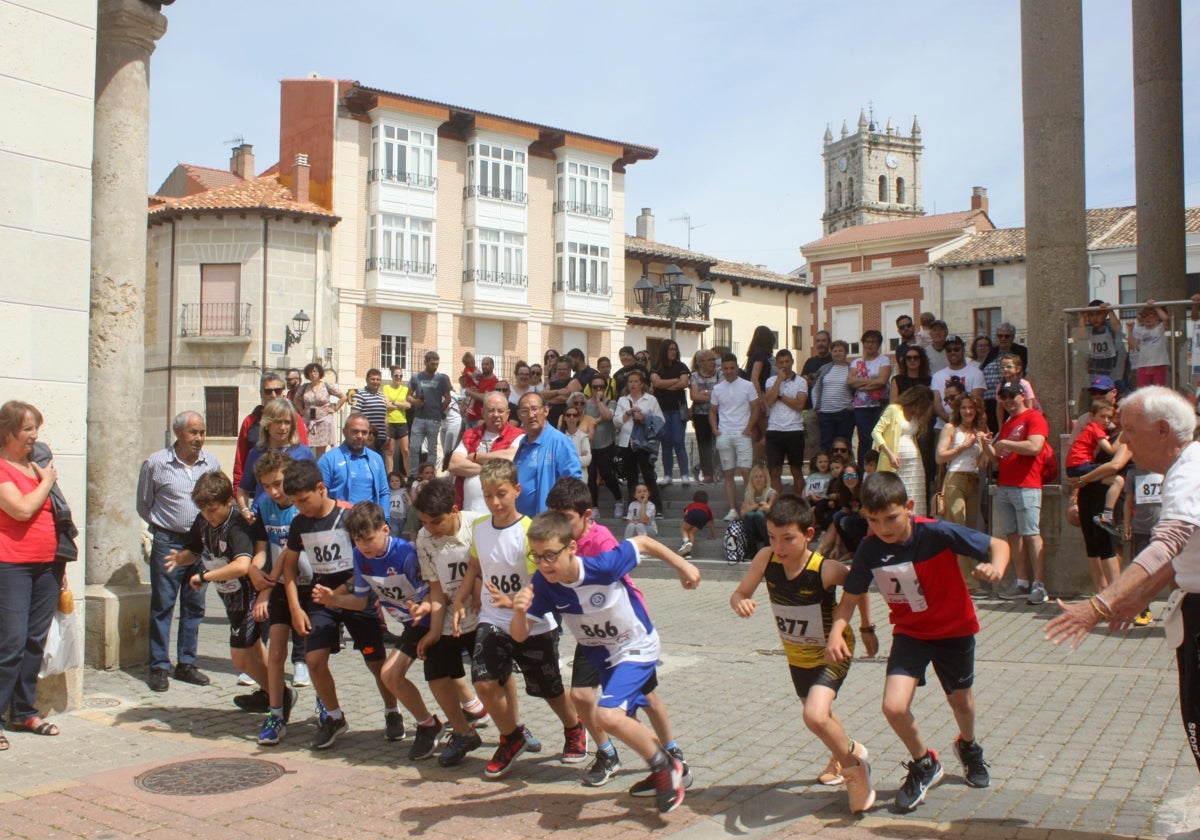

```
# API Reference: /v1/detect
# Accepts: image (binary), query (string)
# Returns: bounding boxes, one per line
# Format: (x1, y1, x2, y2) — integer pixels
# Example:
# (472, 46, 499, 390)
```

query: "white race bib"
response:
(302, 528, 354, 575)
(770, 602, 826, 646)
(564, 604, 634, 648)
(1090, 333, 1116, 359)
(872, 561, 928, 612)
(200, 554, 242, 594)
(362, 572, 420, 621)
(1135, 473, 1164, 506)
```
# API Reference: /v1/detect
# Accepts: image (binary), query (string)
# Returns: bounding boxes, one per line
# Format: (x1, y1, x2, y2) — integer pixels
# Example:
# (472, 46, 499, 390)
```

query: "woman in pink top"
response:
(0, 401, 62, 749)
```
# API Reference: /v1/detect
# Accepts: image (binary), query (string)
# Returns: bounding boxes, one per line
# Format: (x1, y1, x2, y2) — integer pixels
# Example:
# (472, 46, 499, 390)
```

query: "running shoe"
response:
(680, 474, 692, 486)
(630, 746, 693, 796)
(310, 715, 348, 750)
(1026, 582, 1049, 604)
(678, 540, 693, 556)
(583, 748, 622, 787)
(818, 741, 868, 785)
(237, 672, 255, 686)
(657, 475, 673, 487)
(1093, 514, 1123, 538)
(562, 721, 588, 764)
(385, 711, 405, 742)
(233, 688, 270, 713)
(895, 750, 943, 812)
(1134, 609, 1154, 626)
(464, 705, 492, 728)
(292, 662, 311, 687)
(723, 509, 739, 522)
(997, 583, 1031, 601)
(953, 737, 990, 788)
(843, 756, 875, 813)
(521, 724, 542, 753)
(438, 730, 483, 767)
(257, 713, 285, 746)
(484, 730, 528, 779)
(409, 718, 443, 760)
(652, 755, 686, 814)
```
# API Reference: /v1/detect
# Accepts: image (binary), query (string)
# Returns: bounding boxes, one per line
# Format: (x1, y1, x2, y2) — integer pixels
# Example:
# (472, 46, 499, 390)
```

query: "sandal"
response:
(0, 732, 9, 750)
(11, 717, 58, 736)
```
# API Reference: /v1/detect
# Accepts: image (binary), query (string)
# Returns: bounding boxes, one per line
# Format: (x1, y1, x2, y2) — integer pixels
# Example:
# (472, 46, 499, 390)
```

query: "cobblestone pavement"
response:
(1, 575, 1198, 839)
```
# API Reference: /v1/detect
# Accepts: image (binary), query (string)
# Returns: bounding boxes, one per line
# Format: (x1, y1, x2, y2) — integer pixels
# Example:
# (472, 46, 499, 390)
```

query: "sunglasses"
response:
(564, 412, 579, 418)
(843, 471, 858, 479)
(832, 447, 849, 453)
(496, 388, 510, 393)
(263, 387, 285, 396)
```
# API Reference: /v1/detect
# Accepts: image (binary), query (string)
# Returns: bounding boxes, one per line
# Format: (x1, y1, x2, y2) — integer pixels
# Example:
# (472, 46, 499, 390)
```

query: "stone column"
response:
(1132, 0, 1185, 303)
(85, 0, 167, 668)
(1018, 0, 1091, 596)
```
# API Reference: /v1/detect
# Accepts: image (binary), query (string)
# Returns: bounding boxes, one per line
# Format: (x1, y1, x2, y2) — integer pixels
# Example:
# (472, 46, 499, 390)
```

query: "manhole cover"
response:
(84, 697, 121, 709)
(135, 758, 285, 795)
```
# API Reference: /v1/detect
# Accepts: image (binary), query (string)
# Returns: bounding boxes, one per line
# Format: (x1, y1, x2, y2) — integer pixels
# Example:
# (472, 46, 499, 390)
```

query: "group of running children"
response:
(161, 445, 1008, 817)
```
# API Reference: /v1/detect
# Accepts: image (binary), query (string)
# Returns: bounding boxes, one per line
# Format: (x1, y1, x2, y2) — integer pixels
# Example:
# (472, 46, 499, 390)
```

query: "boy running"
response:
(511, 510, 701, 813)
(826, 472, 1008, 813)
(451, 460, 585, 778)
(730, 494, 876, 813)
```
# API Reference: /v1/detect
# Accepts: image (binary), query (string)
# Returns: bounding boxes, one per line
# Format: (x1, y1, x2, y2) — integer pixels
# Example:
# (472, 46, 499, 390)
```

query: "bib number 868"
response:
(489, 573, 522, 594)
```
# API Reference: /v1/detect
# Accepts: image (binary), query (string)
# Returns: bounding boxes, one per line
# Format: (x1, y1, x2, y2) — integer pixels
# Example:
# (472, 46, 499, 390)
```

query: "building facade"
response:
(822, 111, 924, 235)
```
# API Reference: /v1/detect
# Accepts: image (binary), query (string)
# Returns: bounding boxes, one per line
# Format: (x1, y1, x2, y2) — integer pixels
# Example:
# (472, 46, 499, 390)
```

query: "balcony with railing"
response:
(179, 302, 252, 340)
(367, 169, 437, 189)
(366, 258, 436, 276)
(464, 184, 528, 204)
(461, 268, 528, 309)
(552, 200, 613, 219)
(364, 258, 437, 302)
(552, 277, 613, 325)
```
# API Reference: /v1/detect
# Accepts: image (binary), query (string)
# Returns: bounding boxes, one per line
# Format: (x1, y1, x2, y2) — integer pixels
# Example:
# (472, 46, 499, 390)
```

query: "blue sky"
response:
(148, 0, 1197, 273)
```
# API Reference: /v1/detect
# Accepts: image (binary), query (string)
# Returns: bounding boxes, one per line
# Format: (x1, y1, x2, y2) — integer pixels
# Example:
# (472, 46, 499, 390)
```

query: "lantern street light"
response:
(635, 264, 717, 342)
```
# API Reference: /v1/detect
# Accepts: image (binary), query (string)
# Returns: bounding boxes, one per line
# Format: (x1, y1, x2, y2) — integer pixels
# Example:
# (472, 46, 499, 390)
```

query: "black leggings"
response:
(588, 444, 624, 506)
(620, 446, 663, 509)
(691, 413, 715, 478)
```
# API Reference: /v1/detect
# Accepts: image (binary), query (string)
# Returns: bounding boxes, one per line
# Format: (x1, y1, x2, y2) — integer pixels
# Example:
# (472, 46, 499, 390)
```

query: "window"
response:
(831, 305, 862, 355)
(465, 228, 526, 286)
(368, 214, 434, 274)
(555, 242, 610, 294)
(974, 307, 1002, 339)
(475, 320, 505, 367)
(881, 300, 911, 351)
(979, 268, 995, 287)
(896, 177, 906, 204)
(204, 387, 238, 437)
(370, 123, 435, 187)
(555, 161, 612, 217)
(834, 182, 842, 208)
(467, 142, 526, 203)
(1118, 273, 1138, 319)
(713, 319, 733, 354)
(379, 311, 411, 373)
(792, 325, 803, 353)
(878, 175, 889, 202)
(199, 263, 240, 335)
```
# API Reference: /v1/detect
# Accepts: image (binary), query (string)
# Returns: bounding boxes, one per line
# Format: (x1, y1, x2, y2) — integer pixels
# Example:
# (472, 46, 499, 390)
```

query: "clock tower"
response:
(821, 109, 924, 234)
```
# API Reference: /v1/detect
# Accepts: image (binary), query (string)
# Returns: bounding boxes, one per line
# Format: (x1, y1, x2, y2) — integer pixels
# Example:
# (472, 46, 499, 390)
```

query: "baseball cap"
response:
(997, 384, 1020, 398)
(945, 334, 965, 347)
(1088, 375, 1116, 392)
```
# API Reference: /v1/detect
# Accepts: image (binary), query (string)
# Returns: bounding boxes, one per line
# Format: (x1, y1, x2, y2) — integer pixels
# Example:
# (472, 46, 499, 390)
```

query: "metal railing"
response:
(367, 169, 437, 188)
(366, 257, 436, 275)
(180, 302, 251, 337)
(462, 269, 528, 288)
(464, 184, 528, 204)
(552, 200, 613, 219)
(553, 278, 611, 296)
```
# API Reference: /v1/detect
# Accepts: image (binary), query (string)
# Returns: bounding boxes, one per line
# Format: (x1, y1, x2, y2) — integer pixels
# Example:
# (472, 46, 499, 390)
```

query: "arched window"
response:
(848, 177, 854, 202)
(896, 177, 906, 204)
(834, 182, 842, 208)
(878, 175, 889, 202)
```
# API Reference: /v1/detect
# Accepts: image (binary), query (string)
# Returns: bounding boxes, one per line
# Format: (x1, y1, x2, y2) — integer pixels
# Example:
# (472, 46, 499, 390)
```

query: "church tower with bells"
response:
(821, 107, 924, 235)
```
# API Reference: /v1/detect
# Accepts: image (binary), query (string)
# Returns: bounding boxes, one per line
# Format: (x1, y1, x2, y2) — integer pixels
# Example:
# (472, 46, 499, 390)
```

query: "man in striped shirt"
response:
(353, 369, 389, 455)
(136, 411, 221, 692)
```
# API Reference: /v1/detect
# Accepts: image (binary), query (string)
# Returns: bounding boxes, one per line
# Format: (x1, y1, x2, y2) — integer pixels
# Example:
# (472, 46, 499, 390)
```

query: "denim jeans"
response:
(0, 561, 60, 725)
(149, 528, 206, 671)
(817, 410, 855, 453)
(408, 417, 442, 477)
(660, 408, 690, 479)
(854, 406, 884, 469)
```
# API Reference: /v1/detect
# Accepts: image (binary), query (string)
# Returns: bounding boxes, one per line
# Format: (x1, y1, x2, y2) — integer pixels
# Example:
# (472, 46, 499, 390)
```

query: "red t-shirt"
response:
(0, 460, 56, 564)
(1066, 421, 1107, 468)
(464, 374, 498, 422)
(997, 408, 1049, 488)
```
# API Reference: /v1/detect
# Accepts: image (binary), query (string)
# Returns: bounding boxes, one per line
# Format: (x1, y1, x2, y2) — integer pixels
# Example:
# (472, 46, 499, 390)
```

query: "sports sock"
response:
(1102, 507, 1113, 519)
(418, 715, 437, 728)
(385, 705, 401, 715)
(462, 698, 485, 714)
(326, 707, 344, 721)
(1015, 578, 1029, 588)
(598, 740, 617, 757)
(269, 706, 283, 717)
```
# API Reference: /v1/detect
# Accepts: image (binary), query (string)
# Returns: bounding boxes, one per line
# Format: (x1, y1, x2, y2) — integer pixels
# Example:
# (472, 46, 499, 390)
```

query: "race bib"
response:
(564, 605, 633, 648)
(200, 554, 242, 595)
(1090, 333, 1115, 359)
(872, 562, 928, 612)
(804, 476, 830, 497)
(770, 602, 826, 646)
(1135, 474, 1164, 506)
(302, 528, 354, 575)
(361, 572, 421, 621)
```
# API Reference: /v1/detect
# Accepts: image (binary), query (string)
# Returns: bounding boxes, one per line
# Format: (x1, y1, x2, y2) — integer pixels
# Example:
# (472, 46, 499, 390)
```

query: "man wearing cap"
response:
(926, 320, 950, 374)
(1068, 376, 1120, 445)
(989, 385, 1050, 604)
(931, 335, 985, 431)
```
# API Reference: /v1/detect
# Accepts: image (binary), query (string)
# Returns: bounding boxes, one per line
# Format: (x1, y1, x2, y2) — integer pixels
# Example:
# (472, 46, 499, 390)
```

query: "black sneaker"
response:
(583, 749, 622, 787)
(148, 668, 169, 692)
(953, 737, 990, 788)
(282, 688, 298, 724)
(630, 746, 693, 796)
(652, 755, 686, 814)
(521, 724, 542, 753)
(384, 711, 405, 742)
(895, 750, 944, 812)
(311, 715, 348, 750)
(234, 689, 270, 713)
(438, 729, 483, 767)
(173, 663, 210, 686)
(409, 718, 443, 761)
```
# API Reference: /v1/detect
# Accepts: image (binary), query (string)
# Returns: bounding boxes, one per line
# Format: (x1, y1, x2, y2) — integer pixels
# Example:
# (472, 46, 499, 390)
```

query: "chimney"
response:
(971, 186, 989, 213)
(230, 143, 255, 179)
(293, 153, 310, 204)
(636, 207, 655, 241)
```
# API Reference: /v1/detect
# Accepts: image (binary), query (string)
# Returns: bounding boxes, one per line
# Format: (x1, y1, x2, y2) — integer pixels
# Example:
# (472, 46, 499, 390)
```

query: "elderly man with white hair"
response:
(1047, 386, 1200, 771)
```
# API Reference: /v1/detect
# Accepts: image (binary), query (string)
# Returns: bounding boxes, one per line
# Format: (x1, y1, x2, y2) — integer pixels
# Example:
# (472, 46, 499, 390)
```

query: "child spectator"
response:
(1080, 300, 1127, 381)
(806, 451, 835, 532)
(730, 494, 877, 813)
(510, 510, 701, 813)
(1128, 300, 1170, 389)
(404, 462, 435, 536)
(741, 464, 777, 550)
(862, 450, 880, 474)
(625, 483, 658, 538)
(826, 472, 1009, 813)
(679, 490, 715, 557)
(1066, 401, 1123, 534)
(388, 471, 409, 536)
(914, 312, 936, 349)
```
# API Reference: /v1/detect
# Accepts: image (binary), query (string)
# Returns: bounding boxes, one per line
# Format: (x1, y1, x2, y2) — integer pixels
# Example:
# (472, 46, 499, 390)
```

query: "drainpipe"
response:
(164, 219, 177, 448)
(261, 217, 269, 372)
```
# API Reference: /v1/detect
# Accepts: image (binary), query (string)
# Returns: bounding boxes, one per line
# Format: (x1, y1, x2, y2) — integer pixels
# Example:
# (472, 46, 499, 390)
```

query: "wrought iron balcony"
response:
(463, 184, 528, 204)
(366, 258, 436, 276)
(179, 302, 252, 338)
(552, 200, 613, 219)
(553, 278, 611, 296)
(462, 269, 528, 288)
(367, 169, 437, 188)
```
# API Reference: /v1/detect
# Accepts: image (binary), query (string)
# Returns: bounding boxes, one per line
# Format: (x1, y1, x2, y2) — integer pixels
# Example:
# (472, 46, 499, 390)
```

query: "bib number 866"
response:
(581, 621, 619, 639)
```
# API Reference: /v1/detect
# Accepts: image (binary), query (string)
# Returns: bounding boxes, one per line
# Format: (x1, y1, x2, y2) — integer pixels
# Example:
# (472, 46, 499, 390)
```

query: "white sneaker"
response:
(614, 503, 624, 518)
(292, 662, 311, 687)
(237, 672, 255, 686)
(678, 541, 693, 556)
(680, 474, 692, 486)
(657, 475, 673, 487)
(724, 509, 739, 522)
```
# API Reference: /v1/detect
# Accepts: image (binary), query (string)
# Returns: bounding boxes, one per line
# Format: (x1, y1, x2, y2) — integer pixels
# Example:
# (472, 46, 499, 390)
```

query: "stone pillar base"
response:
(85, 582, 150, 670)
(36, 666, 83, 716)
(991, 485, 1093, 598)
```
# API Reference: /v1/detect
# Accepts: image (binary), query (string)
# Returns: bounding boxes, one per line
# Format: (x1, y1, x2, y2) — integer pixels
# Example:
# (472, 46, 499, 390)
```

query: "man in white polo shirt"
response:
(709, 353, 760, 521)
(763, 348, 808, 495)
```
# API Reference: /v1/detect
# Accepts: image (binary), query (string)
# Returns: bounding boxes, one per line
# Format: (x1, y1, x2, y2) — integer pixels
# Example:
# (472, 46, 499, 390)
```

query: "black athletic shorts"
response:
(422, 630, 477, 682)
(788, 661, 848, 699)
(887, 632, 975, 694)
(765, 429, 806, 470)
(472, 622, 564, 698)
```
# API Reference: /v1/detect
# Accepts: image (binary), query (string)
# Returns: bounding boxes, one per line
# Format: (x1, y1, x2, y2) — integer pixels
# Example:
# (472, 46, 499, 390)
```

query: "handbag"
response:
(931, 464, 948, 518)
(39, 587, 81, 677)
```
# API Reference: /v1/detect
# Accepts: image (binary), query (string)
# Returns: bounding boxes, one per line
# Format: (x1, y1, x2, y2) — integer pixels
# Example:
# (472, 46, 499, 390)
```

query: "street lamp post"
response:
(284, 309, 310, 354)
(633, 263, 716, 343)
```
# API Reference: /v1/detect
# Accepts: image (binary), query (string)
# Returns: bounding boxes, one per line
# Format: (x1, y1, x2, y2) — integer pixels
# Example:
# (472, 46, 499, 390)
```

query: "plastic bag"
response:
(40, 609, 80, 677)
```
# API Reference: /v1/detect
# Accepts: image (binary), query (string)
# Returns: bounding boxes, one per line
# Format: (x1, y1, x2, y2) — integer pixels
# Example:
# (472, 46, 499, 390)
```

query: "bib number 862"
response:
(489, 573, 522, 594)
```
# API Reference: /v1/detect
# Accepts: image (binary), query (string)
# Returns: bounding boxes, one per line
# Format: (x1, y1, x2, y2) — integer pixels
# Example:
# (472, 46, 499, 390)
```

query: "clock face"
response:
(837, 156, 848, 172)
(885, 154, 899, 169)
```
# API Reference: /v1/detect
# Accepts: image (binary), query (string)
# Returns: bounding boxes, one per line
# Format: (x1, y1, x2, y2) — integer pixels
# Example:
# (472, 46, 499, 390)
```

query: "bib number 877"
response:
(489, 573, 522, 594)
(776, 616, 809, 637)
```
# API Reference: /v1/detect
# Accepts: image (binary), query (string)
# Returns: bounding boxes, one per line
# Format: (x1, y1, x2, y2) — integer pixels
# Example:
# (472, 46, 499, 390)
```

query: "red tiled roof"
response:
(147, 173, 339, 222)
(1089, 206, 1200, 250)
(623, 235, 718, 266)
(177, 163, 242, 195)
(802, 209, 992, 251)
(710, 259, 812, 290)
